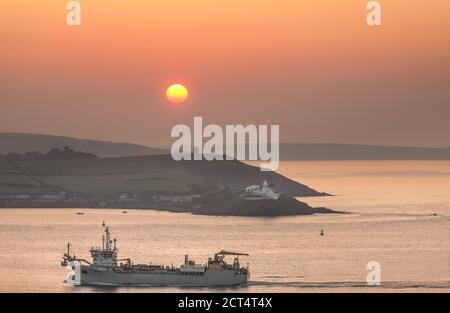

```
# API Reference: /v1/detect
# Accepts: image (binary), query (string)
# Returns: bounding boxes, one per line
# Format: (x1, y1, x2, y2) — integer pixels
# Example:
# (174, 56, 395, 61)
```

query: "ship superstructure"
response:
(61, 222, 249, 287)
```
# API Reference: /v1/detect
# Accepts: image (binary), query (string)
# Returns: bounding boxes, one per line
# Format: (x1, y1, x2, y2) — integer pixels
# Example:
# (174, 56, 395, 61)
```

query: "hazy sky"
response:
(1, 0, 449, 148)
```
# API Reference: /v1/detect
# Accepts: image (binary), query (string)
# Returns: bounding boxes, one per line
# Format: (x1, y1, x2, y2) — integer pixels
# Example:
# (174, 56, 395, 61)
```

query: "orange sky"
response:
(1, 1, 450, 147)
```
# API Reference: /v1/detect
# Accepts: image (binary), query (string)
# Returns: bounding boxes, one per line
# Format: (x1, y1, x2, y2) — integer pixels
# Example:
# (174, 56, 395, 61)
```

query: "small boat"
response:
(76, 212, 84, 215)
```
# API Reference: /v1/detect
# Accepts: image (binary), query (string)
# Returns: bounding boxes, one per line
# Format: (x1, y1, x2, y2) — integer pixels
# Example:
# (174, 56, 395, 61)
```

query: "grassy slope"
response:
(0, 155, 324, 196)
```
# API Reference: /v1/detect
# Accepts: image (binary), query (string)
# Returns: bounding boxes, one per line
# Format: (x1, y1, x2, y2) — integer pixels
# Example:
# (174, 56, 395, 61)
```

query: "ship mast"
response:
(103, 223, 113, 251)
(100, 221, 117, 252)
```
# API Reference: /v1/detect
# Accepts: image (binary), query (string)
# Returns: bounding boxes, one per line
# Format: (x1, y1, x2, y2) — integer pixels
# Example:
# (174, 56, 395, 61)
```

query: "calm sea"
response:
(0, 161, 449, 292)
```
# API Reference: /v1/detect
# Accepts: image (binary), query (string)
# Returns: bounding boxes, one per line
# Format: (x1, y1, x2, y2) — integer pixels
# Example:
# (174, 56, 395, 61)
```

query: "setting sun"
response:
(166, 83, 189, 104)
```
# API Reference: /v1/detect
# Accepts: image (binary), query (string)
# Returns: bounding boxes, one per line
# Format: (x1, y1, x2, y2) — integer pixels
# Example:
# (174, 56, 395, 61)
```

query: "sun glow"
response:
(166, 84, 189, 104)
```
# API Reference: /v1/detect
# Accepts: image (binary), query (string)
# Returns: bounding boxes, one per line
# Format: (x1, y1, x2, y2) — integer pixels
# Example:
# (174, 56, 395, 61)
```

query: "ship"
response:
(244, 180, 280, 200)
(61, 222, 249, 287)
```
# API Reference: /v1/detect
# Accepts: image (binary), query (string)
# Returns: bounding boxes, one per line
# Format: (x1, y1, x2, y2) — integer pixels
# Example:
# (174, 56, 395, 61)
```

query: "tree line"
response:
(0, 146, 98, 161)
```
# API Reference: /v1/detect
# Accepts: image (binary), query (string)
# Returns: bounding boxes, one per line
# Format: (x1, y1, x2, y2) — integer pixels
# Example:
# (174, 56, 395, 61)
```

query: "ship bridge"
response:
(90, 222, 118, 268)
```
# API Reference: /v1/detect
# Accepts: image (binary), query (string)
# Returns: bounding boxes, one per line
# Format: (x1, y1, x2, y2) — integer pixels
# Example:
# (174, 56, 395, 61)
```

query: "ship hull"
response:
(73, 266, 248, 287)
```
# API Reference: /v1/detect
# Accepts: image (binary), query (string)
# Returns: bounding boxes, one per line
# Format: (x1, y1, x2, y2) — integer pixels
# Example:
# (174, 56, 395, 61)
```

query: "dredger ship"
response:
(61, 222, 249, 287)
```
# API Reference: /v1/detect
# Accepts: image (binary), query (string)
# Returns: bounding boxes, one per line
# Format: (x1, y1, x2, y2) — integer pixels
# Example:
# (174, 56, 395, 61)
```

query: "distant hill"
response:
(279, 143, 450, 160)
(0, 133, 167, 158)
(2, 133, 448, 160)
